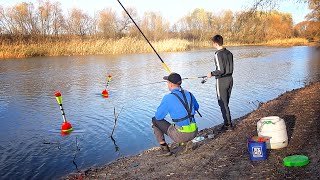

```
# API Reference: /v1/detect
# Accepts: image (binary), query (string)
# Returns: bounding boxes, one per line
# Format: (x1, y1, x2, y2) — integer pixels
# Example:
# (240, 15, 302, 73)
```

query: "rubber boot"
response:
(157, 144, 172, 157)
(221, 124, 233, 131)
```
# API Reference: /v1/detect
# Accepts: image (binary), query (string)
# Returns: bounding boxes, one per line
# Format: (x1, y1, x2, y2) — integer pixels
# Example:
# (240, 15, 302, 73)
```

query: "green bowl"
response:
(283, 155, 309, 167)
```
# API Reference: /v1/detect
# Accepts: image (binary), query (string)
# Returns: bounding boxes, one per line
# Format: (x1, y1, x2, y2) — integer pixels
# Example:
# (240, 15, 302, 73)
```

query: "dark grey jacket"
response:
(211, 48, 233, 79)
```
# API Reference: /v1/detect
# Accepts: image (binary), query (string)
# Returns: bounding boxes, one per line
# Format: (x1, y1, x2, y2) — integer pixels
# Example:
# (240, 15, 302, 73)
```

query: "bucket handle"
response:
(258, 120, 275, 133)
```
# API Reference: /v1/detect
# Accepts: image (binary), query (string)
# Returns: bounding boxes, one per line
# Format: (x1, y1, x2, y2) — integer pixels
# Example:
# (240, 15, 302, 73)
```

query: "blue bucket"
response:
(247, 139, 267, 161)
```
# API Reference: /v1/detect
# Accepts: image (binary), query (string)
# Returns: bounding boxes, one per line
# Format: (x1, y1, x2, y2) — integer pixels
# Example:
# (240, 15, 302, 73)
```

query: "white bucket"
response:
(257, 116, 288, 149)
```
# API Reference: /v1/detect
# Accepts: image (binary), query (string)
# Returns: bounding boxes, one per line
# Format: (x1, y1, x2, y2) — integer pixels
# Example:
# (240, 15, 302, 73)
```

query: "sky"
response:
(0, 0, 311, 24)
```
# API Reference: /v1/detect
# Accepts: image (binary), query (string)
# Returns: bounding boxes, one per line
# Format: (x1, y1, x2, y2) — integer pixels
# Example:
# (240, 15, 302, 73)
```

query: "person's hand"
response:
(207, 72, 212, 78)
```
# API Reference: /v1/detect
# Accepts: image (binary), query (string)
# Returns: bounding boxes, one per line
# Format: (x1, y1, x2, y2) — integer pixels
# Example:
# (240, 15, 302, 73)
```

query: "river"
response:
(0, 46, 319, 179)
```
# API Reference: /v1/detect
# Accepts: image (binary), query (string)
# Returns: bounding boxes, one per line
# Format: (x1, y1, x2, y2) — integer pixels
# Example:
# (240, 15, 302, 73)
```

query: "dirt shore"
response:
(65, 82, 320, 180)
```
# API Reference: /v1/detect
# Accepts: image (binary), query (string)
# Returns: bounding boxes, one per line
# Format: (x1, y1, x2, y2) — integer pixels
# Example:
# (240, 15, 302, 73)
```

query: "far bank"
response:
(0, 37, 312, 59)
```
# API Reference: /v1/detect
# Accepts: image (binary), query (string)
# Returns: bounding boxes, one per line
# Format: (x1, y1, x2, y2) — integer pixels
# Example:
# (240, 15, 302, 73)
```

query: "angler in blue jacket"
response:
(152, 72, 199, 156)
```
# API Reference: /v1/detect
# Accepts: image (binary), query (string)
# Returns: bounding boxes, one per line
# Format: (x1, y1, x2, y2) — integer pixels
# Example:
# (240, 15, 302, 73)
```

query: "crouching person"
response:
(152, 72, 200, 156)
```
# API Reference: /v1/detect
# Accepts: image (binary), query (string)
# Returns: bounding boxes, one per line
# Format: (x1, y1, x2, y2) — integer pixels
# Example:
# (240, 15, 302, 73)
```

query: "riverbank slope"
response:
(65, 82, 320, 179)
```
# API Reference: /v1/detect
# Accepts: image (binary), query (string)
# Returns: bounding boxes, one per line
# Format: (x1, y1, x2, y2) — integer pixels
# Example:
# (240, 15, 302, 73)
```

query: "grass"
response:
(259, 38, 309, 46)
(0, 37, 311, 59)
(0, 37, 190, 59)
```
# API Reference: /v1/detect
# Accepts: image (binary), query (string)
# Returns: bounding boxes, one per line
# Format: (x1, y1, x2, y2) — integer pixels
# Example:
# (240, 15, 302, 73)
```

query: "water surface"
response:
(0, 46, 319, 179)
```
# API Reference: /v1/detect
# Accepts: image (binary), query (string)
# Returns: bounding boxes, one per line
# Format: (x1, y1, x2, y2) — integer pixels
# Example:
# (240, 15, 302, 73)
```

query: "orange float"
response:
(55, 92, 73, 134)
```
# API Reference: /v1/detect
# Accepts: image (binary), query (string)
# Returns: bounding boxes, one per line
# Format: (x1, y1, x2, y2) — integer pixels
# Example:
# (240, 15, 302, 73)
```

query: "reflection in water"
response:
(72, 159, 78, 172)
(110, 136, 120, 153)
(43, 137, 80, 171)
(61, 131, 73, 136)
(43, 140, 61, 150)
(110, 107, 124, 137)
(72, 137, 81, 172)
(110, 106, 123, 155)
(308, 46, 320, 82)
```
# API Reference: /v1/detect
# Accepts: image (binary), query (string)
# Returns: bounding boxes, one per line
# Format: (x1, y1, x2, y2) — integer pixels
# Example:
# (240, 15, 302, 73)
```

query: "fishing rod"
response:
(117, 0, 207, 117)
(182, 76, 208, 84)
(120, 75, 208, 89)
(117, 0, 209, 84)
(116, 0, 171, 74)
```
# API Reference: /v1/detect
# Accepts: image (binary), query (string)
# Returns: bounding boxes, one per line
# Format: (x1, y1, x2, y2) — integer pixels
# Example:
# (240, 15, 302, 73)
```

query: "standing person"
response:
(207, 34, 234, 131)
(152, 72, 200, 156)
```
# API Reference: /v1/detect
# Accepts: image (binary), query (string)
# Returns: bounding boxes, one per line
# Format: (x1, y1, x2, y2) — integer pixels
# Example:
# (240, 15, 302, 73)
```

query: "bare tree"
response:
(6, 2, 39, 35)
(177, 8, 213, 40)
(306, 0, 320, 21)
(118, 7, 137, 35)
(249, 0, 319, 21)
(97, 8, 117, 38)
(37, 0, 64, 36)
(0, 5, 15, 34)
(141, 11, 169, 41)
(66, 8, 93, 36)
(219, 10, 236, 40)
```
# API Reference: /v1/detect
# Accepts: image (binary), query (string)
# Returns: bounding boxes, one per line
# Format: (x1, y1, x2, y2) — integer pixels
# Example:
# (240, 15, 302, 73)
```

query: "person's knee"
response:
(152, 117, 160, 128)
(152, 117, 157, 125)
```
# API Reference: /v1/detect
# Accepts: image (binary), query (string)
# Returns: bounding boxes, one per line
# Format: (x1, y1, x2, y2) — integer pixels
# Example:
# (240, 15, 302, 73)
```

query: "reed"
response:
(0, 37, 191, 59)
(260, 38, 309, 46)
(0, 37, 310, 59)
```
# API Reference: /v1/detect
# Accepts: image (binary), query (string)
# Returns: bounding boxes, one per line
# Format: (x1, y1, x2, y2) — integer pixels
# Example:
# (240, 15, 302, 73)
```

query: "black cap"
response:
(163, 72, 182, 85)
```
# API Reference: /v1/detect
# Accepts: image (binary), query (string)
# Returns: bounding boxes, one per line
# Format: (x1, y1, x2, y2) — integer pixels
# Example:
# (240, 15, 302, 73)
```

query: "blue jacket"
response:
(155, 88, 199, 127)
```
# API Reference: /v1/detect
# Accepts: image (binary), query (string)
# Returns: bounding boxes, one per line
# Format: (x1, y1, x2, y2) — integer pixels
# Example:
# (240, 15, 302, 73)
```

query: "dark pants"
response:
(151, 117, 197, 144)
(216, 76, 233, 126)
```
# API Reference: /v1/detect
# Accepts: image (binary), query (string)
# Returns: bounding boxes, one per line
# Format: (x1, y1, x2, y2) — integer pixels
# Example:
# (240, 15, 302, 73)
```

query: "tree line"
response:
(0, 0, 319, 45)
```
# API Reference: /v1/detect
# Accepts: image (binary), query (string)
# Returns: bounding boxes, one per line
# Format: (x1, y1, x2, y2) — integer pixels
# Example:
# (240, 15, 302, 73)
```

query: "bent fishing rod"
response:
(116, 0, 171, 74)
(117, 0, 206, 117)
(117, 0, 207, 84)
(116, 0, 208, 84)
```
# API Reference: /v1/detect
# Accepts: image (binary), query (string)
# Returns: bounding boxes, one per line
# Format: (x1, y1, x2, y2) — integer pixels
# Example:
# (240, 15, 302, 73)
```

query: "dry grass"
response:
(181, 38, 309, 48)
(260, 38, 309, 46)
(0, 37, 311, 59)
(0, 37, 190, 59)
